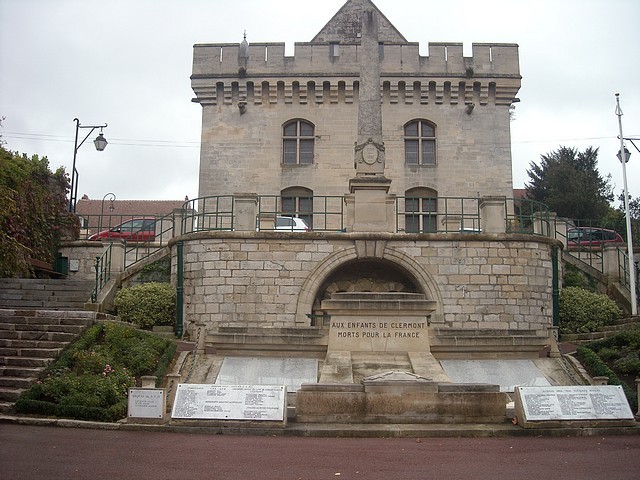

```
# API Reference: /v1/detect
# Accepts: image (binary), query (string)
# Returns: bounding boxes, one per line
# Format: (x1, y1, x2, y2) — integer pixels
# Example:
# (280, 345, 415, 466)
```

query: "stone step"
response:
(432, 328, 541, 337)
(0, 376, 35, 389)
(0, 347, 61, 358)
(0, 387, 24, 402)
(0, 278, 94, 310)
(0, 365, 43, 378)
(0, 401, 14, 413)
(0, 356, 52, 368)
(0, 338, 68, 349)
(12, 323, 87, 334)
(430, 335, 549, 346)
(0, 330, 79, 342)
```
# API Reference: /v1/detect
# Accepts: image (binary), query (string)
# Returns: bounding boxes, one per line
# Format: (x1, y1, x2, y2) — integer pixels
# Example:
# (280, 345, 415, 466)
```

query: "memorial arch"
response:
(295, 243, 445, 325)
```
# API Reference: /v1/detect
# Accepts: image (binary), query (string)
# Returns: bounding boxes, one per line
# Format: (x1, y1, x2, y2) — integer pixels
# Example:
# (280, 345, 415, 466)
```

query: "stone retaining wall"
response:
(176, 232, 556, 336)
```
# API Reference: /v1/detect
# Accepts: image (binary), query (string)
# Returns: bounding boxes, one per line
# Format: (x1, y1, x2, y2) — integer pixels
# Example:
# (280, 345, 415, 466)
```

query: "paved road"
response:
(1, 424, 640, 480)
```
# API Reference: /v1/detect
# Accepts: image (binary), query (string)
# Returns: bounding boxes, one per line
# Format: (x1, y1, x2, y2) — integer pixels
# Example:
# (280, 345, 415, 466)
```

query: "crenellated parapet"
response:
(192, 41, 520, 107)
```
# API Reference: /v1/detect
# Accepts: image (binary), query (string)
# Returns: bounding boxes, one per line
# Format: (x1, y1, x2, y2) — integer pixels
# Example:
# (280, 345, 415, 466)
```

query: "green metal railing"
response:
(91, 243, 112, 303)
(123, 210, 176, 269)
(183, 196, 234, 232)
(257, 195, 345, 231)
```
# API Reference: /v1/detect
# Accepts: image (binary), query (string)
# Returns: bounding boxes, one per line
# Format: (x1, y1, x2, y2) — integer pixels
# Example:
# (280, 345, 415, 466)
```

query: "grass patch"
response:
(15, 322, 176, 422)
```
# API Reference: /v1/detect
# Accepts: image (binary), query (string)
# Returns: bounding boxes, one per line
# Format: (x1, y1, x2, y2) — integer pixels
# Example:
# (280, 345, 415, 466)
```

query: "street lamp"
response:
(99, 192, 116, 235)
(615, 93, 637, 315)
(68, 118, 108, 213)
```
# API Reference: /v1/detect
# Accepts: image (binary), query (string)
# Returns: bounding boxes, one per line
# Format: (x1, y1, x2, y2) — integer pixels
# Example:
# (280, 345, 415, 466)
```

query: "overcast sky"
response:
(1, 0, 639, 205)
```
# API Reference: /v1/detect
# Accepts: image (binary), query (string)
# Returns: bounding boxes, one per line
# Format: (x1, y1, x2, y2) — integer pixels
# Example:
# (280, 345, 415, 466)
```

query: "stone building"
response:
(192, 0, 521, 232)
(149, 0, 567, 392)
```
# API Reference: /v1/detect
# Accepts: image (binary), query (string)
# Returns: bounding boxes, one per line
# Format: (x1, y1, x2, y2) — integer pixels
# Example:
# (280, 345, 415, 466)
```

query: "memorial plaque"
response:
(128, 388, 165, 419)
(515, 385, 634, 424)
(171, 384, 286, 421)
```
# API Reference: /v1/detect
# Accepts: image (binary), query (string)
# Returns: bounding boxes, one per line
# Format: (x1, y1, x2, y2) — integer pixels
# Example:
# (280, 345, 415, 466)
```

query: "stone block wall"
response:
(177, 232, 554, 336)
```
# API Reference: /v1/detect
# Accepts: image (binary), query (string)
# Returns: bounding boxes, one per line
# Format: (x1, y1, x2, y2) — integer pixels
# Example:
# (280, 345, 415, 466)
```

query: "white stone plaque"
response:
(516, 385, 634, 421)
(171, 384, 286, 421)
(128, 388, 165, 419)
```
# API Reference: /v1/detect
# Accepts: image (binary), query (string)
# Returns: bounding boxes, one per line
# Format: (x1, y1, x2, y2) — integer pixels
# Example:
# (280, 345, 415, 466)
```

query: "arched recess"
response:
(294, 243, 444, 325)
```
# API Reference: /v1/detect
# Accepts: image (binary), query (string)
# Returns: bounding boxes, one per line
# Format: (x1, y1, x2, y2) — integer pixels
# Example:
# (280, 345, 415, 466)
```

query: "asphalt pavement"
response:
(1, 423, 640, 480)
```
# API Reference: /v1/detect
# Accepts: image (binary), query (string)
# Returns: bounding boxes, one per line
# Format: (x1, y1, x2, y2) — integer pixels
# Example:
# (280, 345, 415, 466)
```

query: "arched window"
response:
(283, 120, 314, 165)
(405, 187, 437, 233)
(281, 186, 313, 229)
(404, 120, 436, 165)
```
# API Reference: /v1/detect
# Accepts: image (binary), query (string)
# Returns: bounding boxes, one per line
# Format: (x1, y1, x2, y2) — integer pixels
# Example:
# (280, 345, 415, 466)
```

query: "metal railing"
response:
(257, 195, 345, 232)
(183, 196, 234, 233)
(123, 210, 177, 269)
(91, 243, 112, 302)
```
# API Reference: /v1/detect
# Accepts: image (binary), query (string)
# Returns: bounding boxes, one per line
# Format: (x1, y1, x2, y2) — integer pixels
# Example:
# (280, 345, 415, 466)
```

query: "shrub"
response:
(114, 282, 175, 328)
(16, 322, 176, 422)
(563, 263, 593, 290)
(559, 286, 622, 334)
(575, 346, 638, 412)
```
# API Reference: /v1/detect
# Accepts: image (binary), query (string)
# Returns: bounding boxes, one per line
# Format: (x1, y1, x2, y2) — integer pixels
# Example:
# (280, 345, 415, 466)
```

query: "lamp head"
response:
(94, 129, 108, 151)
(617, 147, 630, 164)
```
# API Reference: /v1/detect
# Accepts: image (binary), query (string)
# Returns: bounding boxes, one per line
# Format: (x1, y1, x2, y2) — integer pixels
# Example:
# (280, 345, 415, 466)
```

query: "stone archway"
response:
(294, 241, 444, 325)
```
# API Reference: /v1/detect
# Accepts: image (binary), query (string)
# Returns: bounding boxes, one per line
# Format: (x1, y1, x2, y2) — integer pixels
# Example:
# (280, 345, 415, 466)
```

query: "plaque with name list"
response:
(128, 388, 165, 418)
(516, 385, 634, 422)
(171, 384, 286, 421)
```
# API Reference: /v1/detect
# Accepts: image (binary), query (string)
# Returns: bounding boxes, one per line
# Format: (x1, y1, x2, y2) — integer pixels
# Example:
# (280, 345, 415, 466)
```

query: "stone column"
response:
(347, 9, 393, 233)
(165, 373, 181, 413)
(109, 240, 125, 274)
(140, 376, 157, 388)
(354, 9, 384, 176)
(592, 376, 609, 386)
(479, 196, 507, 234)
(533, 211, 556, 238)
(234, 193, 259, 231)
(173, 207, 195, 237)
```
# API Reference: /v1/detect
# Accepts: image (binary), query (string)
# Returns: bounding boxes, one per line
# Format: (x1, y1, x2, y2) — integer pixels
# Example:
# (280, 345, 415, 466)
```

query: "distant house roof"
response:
(75, 197, 188, 232)
(513, 188, 529, 200)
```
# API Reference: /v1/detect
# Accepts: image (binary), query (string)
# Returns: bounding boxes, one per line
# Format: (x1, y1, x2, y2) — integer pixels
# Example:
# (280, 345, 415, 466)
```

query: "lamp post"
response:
(68, 118, 108, 213)
(615, 93, 637, 315)
(99, 192, 116, 236)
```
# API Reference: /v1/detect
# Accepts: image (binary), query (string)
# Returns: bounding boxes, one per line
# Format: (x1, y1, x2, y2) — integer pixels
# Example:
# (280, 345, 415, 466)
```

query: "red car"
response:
(567, 227, 624, 247)
(89, 218, 157, 242)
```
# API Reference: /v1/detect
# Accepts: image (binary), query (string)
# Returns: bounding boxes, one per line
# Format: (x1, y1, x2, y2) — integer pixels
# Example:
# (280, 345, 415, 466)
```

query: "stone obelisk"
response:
(347, 9, 393, 232)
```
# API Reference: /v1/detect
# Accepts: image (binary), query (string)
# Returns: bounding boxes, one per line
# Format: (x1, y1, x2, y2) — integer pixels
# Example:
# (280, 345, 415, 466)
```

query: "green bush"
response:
(563, 263, 593, 290)
(559, 286, 622, 334)
(16, 322, 176, 422)
(575, 346, 638, 412)
(114, 282, 175, 328)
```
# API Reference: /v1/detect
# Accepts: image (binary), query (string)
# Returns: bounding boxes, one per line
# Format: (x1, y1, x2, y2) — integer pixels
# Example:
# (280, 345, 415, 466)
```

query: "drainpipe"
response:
(552, 244, 559, 327)
(176, 240, 184, 338)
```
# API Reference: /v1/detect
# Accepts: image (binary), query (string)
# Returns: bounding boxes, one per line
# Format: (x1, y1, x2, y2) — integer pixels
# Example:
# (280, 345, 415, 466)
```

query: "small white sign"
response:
(128, 388, 165, 418)
(516, 385, 634, 421)
(171, 384, 286, 421)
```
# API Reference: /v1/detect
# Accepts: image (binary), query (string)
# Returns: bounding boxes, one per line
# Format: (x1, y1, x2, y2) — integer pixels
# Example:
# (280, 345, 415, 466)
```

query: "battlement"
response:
(192, 41, 520, 78)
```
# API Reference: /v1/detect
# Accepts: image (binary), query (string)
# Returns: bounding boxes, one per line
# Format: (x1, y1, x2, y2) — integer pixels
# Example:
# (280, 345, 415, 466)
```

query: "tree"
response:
(526, 146, 614, 220)
(0, 146, 78, 277)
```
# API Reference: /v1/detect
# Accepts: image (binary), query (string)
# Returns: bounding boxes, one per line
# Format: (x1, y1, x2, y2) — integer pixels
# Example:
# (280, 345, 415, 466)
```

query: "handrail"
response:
(91, 242, 112, 303)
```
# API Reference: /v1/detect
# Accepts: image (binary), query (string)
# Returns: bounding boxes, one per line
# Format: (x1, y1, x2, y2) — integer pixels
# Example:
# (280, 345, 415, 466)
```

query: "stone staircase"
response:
(0, 309, 98, 412)
(0, 278, 99, 413)
(0, 278, 94, 310)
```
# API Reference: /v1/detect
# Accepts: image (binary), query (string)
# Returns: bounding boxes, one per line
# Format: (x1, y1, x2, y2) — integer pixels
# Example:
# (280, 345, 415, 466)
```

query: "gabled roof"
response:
(312, 0, 408, 44)
(75, 198, 186, 218)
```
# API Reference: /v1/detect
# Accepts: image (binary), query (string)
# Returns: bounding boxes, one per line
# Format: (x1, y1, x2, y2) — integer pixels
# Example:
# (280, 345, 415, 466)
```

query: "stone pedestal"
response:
(322, 292, 436, 353)
(234, 193, 258, 231)
(347, 176, 394, 232)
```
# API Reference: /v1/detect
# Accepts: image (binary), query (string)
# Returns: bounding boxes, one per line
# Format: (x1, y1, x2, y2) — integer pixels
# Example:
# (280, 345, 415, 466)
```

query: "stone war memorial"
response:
(137, 0, 637, 431)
